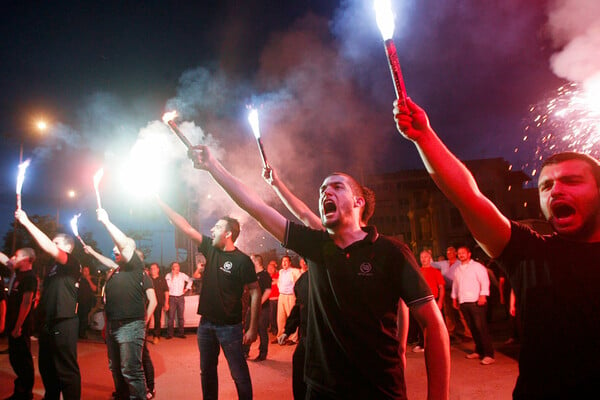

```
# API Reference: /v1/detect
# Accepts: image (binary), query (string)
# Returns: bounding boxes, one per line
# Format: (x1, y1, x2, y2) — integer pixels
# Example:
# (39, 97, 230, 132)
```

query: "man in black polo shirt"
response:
(187, 146, 450, 399)
(95, 208, 157, 400)
(1, 248, 38, 400)
(15, 209, 81, 400)
(157, 197, 260, 400)
(394, 98, 600, 398)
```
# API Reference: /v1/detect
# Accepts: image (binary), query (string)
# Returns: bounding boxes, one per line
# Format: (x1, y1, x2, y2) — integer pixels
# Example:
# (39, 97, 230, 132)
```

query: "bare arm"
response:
(15, 209, 68, 264)
(243, 282, 260, 345)
(145, 288, 157, 325)
(263, 166, 323, 230)
(411, 299, 451, 400)
(11, 291, 34, 338)
(84, 245, 118, 269)
(190, 146, 288, 242)
(394, 98, 511, 258)
(260, 287, 271, 306)
(96, 208, 136, 262)
(437, 285, 445, 310)
(156, 196, 204, 245)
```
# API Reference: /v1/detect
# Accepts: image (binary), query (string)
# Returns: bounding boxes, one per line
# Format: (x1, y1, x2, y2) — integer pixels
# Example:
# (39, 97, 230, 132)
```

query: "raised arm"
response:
(190, 146, 288, 242)
(263, 166, 323, 230)
(15, 209, 68, 264)
(156, 196, 203, 245)
(96, 208, 136, 262)
(394, 98, 511, 258)
(83, 245, 118, 269)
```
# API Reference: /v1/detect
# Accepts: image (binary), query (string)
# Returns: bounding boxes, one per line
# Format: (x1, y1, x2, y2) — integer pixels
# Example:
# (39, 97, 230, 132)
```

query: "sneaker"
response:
(165, 336, 173, 340)
(152, 336, 160, 345)
(480, 356, 495, 365)
(251, 354, 267, 362)
(465, 352, 480, 359)
(175, 334, 186, 339)
(412, 345, 424, 353)
(146, 389, 156, 399)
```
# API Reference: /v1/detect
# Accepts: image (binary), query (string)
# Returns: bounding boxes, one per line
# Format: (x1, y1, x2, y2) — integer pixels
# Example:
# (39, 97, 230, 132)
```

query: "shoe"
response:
(480, 356, 495, 365)
(0, 348, 9, 354)
(146, 389, 156, 399)
(175, 334, 186, 339)
(285, 340, 297, 346)
(251, 354, 267, 362)
(412, 345, 424, 353)
(465, 352, 480, 359)
(152, 336, 159, 345)
(165, 336, 173, 340)
(270, 339, 278, 344)
(504, 337, 516, 345)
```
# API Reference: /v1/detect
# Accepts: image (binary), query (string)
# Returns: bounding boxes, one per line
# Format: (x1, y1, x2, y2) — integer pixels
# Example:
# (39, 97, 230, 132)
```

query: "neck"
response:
(328, 224, 367, 248)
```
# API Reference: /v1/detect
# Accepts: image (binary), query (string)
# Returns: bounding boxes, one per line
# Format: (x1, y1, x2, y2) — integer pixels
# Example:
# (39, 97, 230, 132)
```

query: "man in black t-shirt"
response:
(186, 146, 450, 399)
(93, 208, 157, 400)
(1, 248, 38, 399)
(157, 197, 259, 400)
(395, 99, 600, 399)
(16, 209, 82, 400)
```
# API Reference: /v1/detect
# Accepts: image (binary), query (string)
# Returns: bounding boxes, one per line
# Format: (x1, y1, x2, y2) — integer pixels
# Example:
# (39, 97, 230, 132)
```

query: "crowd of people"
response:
(0, 96, 599, 400)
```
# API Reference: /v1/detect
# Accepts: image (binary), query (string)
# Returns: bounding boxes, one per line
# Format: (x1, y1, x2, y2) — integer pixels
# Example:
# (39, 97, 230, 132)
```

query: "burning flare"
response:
(374, 0, 395, 40)
(162, 110, 194, 150)
(247, 108, 268, 168)
(70, 213, 86, 246)
(16, 159, 31, 210)
(162, 110, 178, 124)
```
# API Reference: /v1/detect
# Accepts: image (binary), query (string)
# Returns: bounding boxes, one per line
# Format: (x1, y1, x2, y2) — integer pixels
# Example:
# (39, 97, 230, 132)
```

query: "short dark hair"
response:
(252, 254, 263, 266)
(541, 152, 600, 187)
(54, 233, 75, 253)
(329, 173, 375, 224)
(221, 216, 241, 242)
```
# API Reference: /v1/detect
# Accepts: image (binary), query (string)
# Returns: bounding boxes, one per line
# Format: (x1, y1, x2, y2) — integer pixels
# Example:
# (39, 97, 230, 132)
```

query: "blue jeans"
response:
(106, 319, 146, 399)
(168, 295, 185, 337)
(197, 318, 252, 400)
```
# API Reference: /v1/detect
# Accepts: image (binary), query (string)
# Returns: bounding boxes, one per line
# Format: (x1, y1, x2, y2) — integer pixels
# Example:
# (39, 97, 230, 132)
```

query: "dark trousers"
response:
(167, 296, 185, 337)
(77, 300, 92, 338)
(9, 333, 34, 397)
(152, 303, 163, 338)
(268, 299, 278, 335)
(242, 305, 270, 357)
(142, 339, 154, 392)
(460, 302, 494, 357)
(292, 337, 306, 400)
(38, 317, 81, 400)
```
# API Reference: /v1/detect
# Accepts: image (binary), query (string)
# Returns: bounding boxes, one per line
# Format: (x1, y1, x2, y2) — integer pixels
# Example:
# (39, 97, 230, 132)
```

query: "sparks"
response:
(162, 110, 178, 124)
(248, 108, 261, 139)
(374, 0, 395, 40)
(518, 82, 600, 181)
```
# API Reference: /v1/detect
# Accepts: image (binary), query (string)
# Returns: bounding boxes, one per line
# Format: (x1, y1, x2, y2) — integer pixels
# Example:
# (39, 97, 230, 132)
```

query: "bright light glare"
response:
(36, 120, 48, 131)
(70, 213, 81, 237)
(67, 190, 76, 198)
(120, 135, 169, 199)
(162, 110, 178, 124)
(93, 168, 104, 190)
(374, 0, 395, 40)
(248, 109, 260, 139)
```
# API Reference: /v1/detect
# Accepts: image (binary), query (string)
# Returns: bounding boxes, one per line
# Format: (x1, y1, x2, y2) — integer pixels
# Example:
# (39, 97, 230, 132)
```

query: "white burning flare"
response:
(93, 168, 104, 209)
(248, 108, 261, 139)
(374, 0, 395, 40)
(247, 108, 269, 168)
(70, 213, 86, 246)
(16, 159, 31, 210)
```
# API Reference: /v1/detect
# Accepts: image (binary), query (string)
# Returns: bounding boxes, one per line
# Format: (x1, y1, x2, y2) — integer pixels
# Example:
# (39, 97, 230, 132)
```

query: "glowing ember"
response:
(93, 168, 104, 209)
(162, 110, 178, 124)
(373, 0, 407, 106)
(16, 158, 31, 210)
(518, 82, 600, 179)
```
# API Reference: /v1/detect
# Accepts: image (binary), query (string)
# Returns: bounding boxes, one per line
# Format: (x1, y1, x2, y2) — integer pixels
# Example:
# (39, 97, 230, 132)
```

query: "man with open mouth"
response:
(394, 97, 600, 400)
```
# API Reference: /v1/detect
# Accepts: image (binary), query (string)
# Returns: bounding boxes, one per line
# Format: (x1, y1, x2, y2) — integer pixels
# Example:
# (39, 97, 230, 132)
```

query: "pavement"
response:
(0, 318, 520, 399)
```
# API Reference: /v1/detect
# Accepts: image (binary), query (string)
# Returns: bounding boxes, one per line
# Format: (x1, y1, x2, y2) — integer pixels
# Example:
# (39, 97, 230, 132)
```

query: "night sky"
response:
(1, 0, 597, 263)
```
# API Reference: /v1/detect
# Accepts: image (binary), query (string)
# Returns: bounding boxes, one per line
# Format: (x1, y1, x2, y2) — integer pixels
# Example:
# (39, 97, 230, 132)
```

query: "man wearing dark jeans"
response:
(157, 198, 260, 400)
(15, 209, 81, 400)
(149, 263, 169, 343)
(243, 254, 272, 361)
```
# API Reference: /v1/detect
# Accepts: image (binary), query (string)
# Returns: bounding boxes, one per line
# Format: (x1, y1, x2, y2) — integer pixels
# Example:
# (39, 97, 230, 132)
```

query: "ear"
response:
(354, 196, 365, 208)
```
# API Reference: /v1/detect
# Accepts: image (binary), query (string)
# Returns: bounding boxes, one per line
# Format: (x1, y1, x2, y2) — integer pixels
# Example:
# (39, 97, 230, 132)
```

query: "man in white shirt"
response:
(276, 256, 301, 344)
(165, 262, 193, 339)
(451, 246, 494, 365)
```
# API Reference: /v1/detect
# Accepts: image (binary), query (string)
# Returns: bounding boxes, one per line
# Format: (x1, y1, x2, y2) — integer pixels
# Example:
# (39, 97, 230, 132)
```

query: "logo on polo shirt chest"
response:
(358, 262, 374, 276)
(220, 261, 233, 274)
